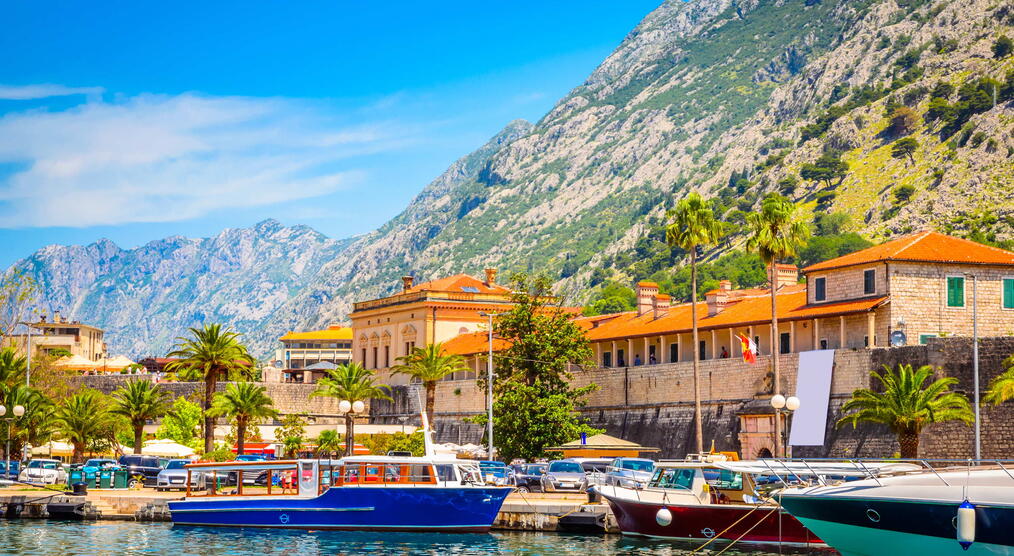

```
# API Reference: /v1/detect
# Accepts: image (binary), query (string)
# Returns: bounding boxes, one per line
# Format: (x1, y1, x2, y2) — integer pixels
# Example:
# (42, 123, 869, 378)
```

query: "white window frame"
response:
(945, 274, 966, 309)
(1003, 275, 1014, 311)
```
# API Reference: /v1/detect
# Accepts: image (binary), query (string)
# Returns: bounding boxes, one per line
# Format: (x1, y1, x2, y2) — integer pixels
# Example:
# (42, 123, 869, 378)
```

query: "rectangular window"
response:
(617, 349, 625, 367)
(947, 276, 965, 307)
(602, 352, 612, 368)
(779, 332, 791, 355)
(1004, 278, 1014, 309)
(383, 346, 390, 367)
(669, 343, 679, 363)
(814, 277, 826, 301)
(819, 339, 828, 350)
(919, 334, 937, 345)
(361, 348, 366, 364)
(371, 347, 378, 369)
(863, 269, 876, 295)
(699, 340, 707, 360)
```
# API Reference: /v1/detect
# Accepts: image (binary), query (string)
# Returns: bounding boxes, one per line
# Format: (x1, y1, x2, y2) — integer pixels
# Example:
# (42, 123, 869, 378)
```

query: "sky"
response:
(0, 1, 662, 267)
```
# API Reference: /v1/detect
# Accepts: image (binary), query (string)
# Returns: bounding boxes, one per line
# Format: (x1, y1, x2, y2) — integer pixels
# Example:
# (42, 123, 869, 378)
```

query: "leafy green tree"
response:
(838, 364, 973, 458)
(800, 151, 848, 188)
(283, 436, 304, 458)
(276, 412, 306, 449)
(110, 379, 171, 454)
(582, 281, 636, 316)
(892, 184, 916, 204)
(208, 381, 277, 455)
(312, 362, 391, 456)
(984, 355, 1014, 405)
(469, 273, 599, 461)
(166, 324, 255, 452)
(746, 194, 809, 457)
(797, 233, 873, 268)
(0, 347, 26, 389)
(813, 213, 851, 236)
(925, 97, 955, 123)
(156, 397, 203, 449)
(392, 343, 469, 427)
(777, 176, 798, 196)
(54, 389, 118, 463)
(666, 191, 724, 454)
(887, 106, 919, 136)
(891, 137, 919, 164)
(994, 35, 1013, 59)
(1, 383, 53, 460)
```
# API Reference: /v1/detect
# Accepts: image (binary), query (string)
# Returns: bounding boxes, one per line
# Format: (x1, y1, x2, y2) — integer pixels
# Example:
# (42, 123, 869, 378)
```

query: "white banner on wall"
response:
(788, 349, 835, 446)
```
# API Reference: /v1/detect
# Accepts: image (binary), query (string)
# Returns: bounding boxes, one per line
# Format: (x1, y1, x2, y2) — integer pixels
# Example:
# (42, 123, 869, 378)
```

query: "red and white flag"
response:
(736, 333, 758, 364)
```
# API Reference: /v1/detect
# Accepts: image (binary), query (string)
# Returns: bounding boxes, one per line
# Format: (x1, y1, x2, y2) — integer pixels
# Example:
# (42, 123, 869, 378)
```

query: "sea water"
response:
(0, 520, 835, 555)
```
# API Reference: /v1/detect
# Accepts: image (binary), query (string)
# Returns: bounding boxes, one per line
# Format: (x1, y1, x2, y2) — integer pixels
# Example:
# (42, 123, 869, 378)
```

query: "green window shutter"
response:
(1004, 278, 1014, 309)
(947, 277, 965, 307)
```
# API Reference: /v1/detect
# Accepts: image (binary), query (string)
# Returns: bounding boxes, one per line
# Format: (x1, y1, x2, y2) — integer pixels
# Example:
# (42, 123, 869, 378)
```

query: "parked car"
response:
(541, 460, 589, 493)
(0, 460, 21, 480)
(512, 463, 547, 493)
(574, 458, 614, 474)
(156, 459, 205, 492)
(229, 454, 267, 485)
(478, 461, 511, 486)
(19, 459, 67, 485)
(81, 458, 119, 479)
(605, 457, 655, 489)
(118, 454, 165, 487)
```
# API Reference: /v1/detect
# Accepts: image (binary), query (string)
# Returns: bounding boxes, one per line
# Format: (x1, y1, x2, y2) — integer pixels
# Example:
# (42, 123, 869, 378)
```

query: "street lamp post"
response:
(337, 400, 365, 457)
(770, 395, 800, 458)
(0, 404, 26, 480)
(479, 312, 503, 461)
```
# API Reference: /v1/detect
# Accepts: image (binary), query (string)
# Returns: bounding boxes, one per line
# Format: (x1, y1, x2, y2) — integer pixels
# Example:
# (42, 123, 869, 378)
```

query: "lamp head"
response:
(351, 400, 365, 414)
(785, 396, 801, 411)
(770, 394, 786, 409)
(338, 400, 352, 414)
(12, 405, 24, 417)
(0, 405, 5, 417)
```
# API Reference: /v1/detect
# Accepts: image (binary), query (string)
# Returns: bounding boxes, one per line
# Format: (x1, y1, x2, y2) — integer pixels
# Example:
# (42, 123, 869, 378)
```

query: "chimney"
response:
(769, 264, 799, 289)
(653, 294, 671, 319)
(636, 282, 659, 317)
(401, 276, 414, 292)
(706, 280, 734, 317)
(484, 268, 498, 286)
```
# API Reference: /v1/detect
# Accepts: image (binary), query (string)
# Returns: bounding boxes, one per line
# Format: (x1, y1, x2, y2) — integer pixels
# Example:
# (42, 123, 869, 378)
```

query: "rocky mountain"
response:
(8, 0, 1014, 357)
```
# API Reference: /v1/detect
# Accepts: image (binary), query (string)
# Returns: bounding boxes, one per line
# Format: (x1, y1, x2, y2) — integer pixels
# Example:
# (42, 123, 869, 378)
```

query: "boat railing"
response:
(765, 458, 1014, 487)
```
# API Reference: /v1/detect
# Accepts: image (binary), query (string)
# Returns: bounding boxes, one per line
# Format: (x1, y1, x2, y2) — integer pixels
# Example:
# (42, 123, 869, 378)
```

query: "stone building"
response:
(3, 312, 107, 361)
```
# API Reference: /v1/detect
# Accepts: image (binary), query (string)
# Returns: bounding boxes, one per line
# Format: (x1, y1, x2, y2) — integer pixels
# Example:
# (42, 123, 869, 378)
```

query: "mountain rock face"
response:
(9, 0, 1014, 357)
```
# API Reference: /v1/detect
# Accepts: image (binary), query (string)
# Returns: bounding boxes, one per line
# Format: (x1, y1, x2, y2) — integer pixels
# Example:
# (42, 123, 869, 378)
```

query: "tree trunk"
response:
(204, 369, 218, 454)
(73, 441, 85, 464)
(898, 429, 920, 459)
(770, 262, 783, 458)
(425, 381, 436, 431)
(345, 413, 356, 457)
(691, 250, 704, 455)
(133, 423, 143, 454)
(237, 417, 246, 456)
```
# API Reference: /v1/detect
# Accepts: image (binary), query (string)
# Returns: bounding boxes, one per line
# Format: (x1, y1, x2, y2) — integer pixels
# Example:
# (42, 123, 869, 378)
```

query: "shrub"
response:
(887, 106, 919, 135)
(994, 35, 1013, 59)
(893, 184, 916, 203)
(931, 82, 954, 99)
(891, 137, 919, 164)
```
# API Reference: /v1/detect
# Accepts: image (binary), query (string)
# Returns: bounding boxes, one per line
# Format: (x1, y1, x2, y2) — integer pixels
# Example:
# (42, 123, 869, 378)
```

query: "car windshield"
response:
(526, 465, 546, 475)
(29, 461, 58, 469)
(621, 460, 654, 472)
(164, 461, 188, 470)
(549, 461, 582, 473)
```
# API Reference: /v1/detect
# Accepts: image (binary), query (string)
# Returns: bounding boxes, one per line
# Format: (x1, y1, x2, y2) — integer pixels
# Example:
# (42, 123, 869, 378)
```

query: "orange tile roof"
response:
(803, 230, 1014, 273)
(584, 284, 887, 342)
(441, 331, 511, 356)
(280, 326, 353, 341)
(407, 274, 512, 295)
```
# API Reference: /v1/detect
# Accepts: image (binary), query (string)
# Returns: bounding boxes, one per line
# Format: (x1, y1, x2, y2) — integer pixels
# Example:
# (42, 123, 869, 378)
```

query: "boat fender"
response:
(655, 507, 673, 527)
(957, 500, 975, 550)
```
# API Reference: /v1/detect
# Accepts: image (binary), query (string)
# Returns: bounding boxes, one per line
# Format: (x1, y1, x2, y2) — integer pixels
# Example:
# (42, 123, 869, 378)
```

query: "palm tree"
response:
(984, 354, 1014, 405)
(1, 383, 51, 461)
(0, 347, 26, 388)
(312, 362, 391, 457)
(745, 194, 809, 457)
(110, 379, 171, 454)
(208, 382, 277, 456)
(54, 389, 117, 463)
(166, 324, 255, 452)
(315, 429, 342, 458)
(666, 191, 724, 455)
(391, 343, 469, 428)
(838, 364, 973, 458)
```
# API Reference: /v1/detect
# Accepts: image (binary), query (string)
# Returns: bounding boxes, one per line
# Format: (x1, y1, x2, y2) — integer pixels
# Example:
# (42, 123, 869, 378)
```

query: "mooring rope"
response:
(689, 503, 765, 554)
(713, 507, 780, 556)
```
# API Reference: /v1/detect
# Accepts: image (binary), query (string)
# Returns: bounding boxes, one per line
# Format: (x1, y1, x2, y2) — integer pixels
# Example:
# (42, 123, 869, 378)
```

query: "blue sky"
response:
(0, 1, 661, 267)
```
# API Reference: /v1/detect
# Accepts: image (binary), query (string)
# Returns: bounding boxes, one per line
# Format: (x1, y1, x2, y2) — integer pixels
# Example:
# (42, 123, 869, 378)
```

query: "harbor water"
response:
(0, 520, 836, 555)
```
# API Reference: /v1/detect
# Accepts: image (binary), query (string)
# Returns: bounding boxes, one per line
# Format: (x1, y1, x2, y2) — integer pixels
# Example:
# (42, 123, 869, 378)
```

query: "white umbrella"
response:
(141, 439, 195, 458)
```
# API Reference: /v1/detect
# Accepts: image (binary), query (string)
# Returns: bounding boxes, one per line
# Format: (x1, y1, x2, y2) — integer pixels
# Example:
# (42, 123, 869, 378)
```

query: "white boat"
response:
(778, 462, 1014, 555)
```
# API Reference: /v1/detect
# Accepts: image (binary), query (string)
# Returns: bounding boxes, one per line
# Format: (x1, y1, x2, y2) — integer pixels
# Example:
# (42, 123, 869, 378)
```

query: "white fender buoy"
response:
(656, 507, 673, 526)
(957, 500, 975, 550)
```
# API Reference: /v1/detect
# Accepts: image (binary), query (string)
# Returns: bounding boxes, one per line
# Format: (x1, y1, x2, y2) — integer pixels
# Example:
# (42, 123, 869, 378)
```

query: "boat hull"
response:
(602, 494, 821, 546)
(168, 486, 512, 532)
(780, 494, 1014, 556)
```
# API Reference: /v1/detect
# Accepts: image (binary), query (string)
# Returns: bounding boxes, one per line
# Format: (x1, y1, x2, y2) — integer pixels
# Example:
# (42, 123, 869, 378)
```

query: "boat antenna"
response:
(416, 388, 436, 457)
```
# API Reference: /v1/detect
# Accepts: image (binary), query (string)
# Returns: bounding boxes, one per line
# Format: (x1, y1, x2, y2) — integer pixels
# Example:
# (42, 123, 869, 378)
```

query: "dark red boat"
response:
(596, 458, 823, 547)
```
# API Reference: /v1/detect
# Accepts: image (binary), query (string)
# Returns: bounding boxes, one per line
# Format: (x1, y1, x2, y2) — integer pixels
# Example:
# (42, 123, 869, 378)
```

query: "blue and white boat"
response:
(167, 455, 512, 531)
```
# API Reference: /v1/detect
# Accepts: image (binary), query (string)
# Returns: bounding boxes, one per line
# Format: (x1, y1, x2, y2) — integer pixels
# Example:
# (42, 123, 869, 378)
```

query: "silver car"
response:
(156, 459, 205, 492)
(19, 459, 68, 485)
(606, 457, 655, 489)
(540, 460, 589, 493)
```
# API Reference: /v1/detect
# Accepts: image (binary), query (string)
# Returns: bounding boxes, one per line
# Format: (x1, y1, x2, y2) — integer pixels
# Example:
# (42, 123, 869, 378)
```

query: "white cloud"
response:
(0, 84, 105, 100)
(0, 90, 414, 228)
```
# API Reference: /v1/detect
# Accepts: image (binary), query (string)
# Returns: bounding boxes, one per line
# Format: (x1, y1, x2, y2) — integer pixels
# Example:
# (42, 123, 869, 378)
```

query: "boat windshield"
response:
(651, 467, 696, 490)
(479, 462, 508, 477)
(549, 461, 582, 473)
(703, 468, 743, 489)
(620, 460, 654, 472)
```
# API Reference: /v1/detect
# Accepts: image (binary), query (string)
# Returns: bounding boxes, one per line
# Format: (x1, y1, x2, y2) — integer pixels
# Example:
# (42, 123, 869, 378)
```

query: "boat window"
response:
(706, 469, 743, 490)
(652, 468, 696, 490)
(409, 464, 434, 483)
(435, 464, 456, 482)
(385, 464, 401, 482)
(343, 464, 362, 483)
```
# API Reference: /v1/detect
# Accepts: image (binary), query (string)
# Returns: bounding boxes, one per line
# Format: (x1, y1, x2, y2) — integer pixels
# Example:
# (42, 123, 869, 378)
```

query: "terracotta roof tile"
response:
(441, 331, 510, 356)
(803, 231, 1014, 273)
(407, 274, 511, 295)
